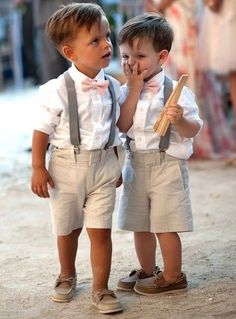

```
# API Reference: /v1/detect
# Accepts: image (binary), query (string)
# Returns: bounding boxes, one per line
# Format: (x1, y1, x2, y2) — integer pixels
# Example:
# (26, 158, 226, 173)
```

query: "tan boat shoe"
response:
(117, 266, 160, 291)
(51, 275, 77, 303)
(134, 271, 187, 296)
(92, 290, 123, 314)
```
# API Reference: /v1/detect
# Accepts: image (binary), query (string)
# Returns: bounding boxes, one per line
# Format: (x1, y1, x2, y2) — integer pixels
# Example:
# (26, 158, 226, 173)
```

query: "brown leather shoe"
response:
(117, 266, 160, 291)
(134, 271, 187, 296)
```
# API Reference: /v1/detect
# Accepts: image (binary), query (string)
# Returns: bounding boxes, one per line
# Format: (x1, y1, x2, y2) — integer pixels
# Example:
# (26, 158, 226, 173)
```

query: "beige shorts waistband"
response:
(51, 146, 116, 164)
(131, 150, 179, 165)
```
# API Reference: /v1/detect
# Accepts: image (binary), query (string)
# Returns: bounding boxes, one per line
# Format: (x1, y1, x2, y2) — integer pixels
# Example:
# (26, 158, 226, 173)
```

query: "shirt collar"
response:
(145, 68, 165, 87)
(68, 63, 105, 83)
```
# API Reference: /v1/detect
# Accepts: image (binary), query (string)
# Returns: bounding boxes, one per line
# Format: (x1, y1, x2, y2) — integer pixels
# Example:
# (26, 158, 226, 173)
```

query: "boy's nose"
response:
(128, 57, 136, 66)
(104, 38, 112, 49)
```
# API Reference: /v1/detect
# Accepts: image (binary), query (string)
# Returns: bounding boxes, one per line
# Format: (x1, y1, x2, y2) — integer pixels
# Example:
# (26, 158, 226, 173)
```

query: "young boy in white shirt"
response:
(116, 12, 203, 295)
(31, 3, 123, 314)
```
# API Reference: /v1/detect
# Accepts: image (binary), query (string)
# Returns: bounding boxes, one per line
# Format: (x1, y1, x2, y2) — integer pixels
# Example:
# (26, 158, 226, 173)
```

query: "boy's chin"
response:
(102, 59, 111, 68)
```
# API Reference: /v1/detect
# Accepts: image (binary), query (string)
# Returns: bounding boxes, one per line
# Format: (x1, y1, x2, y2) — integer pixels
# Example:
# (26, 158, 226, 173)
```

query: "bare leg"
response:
(57, 228, 82, 277)
(156, 232, 182, 282)
(229, 72, 236, 122)
(87, 228, 112, 292)
(134, 232, 156, 275)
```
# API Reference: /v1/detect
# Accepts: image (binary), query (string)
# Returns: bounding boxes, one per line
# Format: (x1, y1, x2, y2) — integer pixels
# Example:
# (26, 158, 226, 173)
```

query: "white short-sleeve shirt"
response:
(119, 70, 203, 159)
(34, 64, 122, 150)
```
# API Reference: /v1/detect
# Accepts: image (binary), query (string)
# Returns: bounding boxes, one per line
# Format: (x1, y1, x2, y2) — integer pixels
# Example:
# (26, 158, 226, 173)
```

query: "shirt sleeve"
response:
(34, 79, 66, 135)
(109, 76, 122, 100)
(179, 86, 203, 128)
(118, 84, 129, 105)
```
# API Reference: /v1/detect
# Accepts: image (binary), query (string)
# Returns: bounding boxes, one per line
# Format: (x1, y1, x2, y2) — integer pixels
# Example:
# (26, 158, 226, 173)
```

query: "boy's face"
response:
(62, 16, 112, 78)
(119, 37, 167, 81)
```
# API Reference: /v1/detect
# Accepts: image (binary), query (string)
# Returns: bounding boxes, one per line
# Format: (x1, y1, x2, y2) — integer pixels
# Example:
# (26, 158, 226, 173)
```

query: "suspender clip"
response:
(74, 146, 80, 155)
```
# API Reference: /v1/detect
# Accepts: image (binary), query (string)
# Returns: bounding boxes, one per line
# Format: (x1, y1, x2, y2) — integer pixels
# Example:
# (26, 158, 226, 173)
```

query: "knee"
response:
(88, 228, 111, 243)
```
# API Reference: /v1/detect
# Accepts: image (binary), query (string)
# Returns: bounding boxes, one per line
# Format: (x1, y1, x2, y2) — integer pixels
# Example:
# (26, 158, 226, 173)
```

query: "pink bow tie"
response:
(143, 79, 160, 94)
(81, 78, 109, 95)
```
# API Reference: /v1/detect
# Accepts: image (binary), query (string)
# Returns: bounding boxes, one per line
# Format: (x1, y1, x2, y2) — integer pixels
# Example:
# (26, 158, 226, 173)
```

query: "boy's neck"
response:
(73, 63, 102, 79)
(144, 68, 163, 82)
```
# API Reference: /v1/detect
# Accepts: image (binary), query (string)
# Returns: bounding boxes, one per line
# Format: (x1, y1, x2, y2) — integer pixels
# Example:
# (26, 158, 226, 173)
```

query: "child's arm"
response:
(117, 62, 147, 133)
(166, 103, 201, 138)
(31, 130, 54, 198)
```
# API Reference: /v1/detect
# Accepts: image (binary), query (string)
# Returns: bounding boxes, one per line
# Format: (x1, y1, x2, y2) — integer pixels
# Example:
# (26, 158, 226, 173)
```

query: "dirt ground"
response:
(1, 156, 236, 319)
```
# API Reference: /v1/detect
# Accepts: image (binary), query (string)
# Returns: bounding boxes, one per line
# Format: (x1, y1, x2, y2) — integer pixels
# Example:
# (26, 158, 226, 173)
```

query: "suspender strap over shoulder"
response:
(104, 74, 116, 150)
(159, 75, 173, 151)
(64, 71, 116, 150)
(64, 71, 81, 147)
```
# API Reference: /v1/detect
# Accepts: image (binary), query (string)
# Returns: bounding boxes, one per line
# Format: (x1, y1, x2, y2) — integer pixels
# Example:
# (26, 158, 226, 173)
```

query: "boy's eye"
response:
(137, 55, 145, 58)
(121, 55, 128, 60)
(106, 33, 111, 39)
(91, 38, 99, 45)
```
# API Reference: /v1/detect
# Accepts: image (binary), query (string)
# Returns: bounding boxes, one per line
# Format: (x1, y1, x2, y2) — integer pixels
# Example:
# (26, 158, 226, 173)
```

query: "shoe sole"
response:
(51, 295, 73, 303)
(116, 285, 134, 292)
(134, 286, 187, 296)
(92, 302, 123, 314)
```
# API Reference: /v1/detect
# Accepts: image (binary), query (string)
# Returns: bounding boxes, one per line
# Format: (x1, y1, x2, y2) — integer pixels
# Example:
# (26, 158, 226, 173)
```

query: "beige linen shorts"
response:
(48, 147, 121, 236)
(118, 151, 193, 233)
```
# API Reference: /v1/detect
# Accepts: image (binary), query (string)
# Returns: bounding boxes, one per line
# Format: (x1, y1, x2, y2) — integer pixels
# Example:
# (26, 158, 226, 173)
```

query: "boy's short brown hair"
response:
(118, 13, 174, 53)
(46, 3, 106, 49)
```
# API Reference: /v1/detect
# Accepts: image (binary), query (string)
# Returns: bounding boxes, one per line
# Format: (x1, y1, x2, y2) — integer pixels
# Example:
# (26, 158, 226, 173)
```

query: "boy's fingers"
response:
(132, 63, 138, 75)
(34, 186, 44, 197)
(124, 62, 131, 75)
(48, 177, 55, 189)
(122, 63, 126, 74)
(42, 185, 50, 198)
(167, 106, 183, 115)
(140, 69, 148, 79)
(40, 185, 49, 198)
(122, 62, 128, 75)
(32, 184, 49, 198)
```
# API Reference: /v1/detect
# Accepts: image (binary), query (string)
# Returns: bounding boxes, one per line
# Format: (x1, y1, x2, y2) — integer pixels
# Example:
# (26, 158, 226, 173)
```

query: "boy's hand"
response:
(165, 103, 184, 126)
(123, 62, 147, 94)
(31, 168, 54, 198)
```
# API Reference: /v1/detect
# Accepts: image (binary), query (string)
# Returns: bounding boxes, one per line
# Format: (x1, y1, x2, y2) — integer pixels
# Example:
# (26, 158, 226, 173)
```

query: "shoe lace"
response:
(55, 276, 75, 287)
(94, 289, 116, 301)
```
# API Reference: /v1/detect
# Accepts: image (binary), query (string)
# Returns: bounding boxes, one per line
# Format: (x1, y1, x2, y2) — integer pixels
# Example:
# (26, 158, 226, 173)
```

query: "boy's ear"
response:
(61, 45, 77, 62)
(158, 49, 169, 65)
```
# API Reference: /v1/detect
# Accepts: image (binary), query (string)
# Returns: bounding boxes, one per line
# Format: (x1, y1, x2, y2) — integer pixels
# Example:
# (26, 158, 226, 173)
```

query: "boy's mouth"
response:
(102, 52, 111, 59)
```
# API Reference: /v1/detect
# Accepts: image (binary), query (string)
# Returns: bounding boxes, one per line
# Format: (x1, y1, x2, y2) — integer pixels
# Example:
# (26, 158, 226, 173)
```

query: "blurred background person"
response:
(144, 0, 198, 91)
(13, 0, 39, 85)
(144, 0, 236, 159)
(199, 0, 236, 131)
